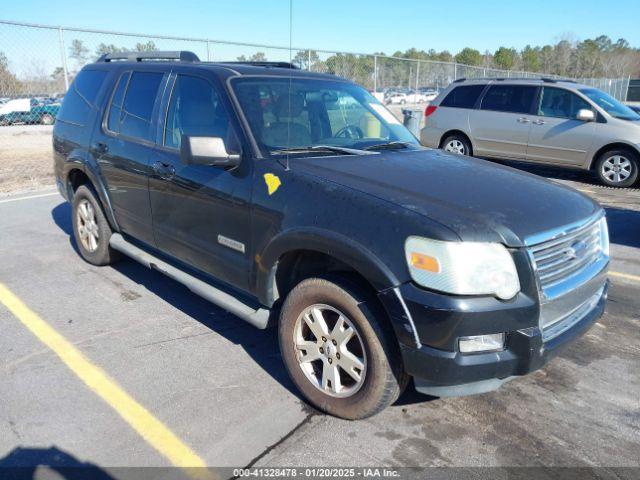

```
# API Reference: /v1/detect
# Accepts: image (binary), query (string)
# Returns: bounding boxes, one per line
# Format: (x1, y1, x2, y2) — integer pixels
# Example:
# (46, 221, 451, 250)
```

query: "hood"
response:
(293, 149, 601, 247)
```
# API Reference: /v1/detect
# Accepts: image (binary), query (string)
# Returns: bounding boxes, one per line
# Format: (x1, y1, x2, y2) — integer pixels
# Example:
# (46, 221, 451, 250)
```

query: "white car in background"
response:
(405, 90, 428, 104)
(385, 92, 408, 105)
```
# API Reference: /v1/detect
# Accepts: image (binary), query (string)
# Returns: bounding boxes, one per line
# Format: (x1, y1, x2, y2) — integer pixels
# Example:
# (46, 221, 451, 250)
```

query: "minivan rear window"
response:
(57, 69, 108, 126)
(440, 85, 485, 109)
(480, 85, 537, 114)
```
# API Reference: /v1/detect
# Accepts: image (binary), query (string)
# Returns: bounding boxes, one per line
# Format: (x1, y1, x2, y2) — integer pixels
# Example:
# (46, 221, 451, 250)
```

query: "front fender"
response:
(256, 227, 420, 348)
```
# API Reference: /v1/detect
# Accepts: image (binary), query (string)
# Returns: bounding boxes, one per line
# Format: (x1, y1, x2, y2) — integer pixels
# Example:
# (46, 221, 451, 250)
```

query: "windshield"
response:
(231, 77, 418, 156)
(578, 88, 640, 121)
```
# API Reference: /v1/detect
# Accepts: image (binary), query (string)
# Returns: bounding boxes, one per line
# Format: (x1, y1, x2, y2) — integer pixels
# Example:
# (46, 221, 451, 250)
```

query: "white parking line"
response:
(0, 191, 59, 204)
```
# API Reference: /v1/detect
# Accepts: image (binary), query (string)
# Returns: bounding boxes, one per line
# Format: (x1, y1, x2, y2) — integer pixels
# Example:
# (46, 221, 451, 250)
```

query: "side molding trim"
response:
(109, 234, 270, 329)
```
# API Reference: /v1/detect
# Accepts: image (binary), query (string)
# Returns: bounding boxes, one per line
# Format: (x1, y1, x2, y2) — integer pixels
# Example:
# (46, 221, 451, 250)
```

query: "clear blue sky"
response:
(3, 0, 640, 54)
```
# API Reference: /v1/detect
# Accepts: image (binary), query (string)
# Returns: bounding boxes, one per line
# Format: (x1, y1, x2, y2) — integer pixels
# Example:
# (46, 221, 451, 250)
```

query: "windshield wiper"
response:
(363, 141, 413, 151)
(271, 145, 371, 156)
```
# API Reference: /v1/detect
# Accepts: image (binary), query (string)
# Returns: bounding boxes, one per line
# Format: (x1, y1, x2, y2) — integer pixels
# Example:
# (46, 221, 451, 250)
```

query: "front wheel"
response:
(441, 134, 471, 156)
(279, 276, 407, 420)
(595, 149, 639, 187)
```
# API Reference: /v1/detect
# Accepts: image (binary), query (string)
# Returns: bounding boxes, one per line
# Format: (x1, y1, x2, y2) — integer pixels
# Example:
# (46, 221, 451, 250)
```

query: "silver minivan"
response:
(420, 78, 640, 187)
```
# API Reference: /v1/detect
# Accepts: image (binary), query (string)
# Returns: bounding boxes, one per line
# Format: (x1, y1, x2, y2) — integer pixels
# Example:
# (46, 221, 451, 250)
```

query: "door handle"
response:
(91, 141, 108, 154)
(152, 161, 176, 179)
(533, 119, 547, 125)
(517, 117, 530, 123)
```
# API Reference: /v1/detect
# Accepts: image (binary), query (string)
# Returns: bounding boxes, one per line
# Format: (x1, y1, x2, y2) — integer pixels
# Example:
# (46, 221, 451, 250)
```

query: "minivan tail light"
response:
(425, 105, 437, 117)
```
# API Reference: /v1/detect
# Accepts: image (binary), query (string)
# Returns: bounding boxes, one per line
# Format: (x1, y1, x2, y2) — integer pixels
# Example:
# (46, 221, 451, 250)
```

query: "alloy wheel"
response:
(601, 155, 632, 184)
(76, 199, 99, 252)
(293, 304, 367, 398)
(445, 139, 466, 155)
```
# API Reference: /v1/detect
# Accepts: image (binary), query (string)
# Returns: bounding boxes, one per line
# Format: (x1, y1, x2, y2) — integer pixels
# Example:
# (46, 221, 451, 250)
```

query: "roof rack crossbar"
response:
(454, 76, 575, 83)
(97, 50, 200, 63)
(214, 61, 299, 69)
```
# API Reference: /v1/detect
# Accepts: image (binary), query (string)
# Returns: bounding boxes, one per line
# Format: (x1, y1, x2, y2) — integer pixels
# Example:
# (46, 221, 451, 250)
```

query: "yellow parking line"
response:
(0, 283, 213, 479)
(610, 271, 640, 283)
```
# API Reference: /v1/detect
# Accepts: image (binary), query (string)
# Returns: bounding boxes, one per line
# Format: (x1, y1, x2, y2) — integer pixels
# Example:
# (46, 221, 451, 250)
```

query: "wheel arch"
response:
(257, 228, 420, 349)
(439, 129, 474, 155)
(64, 160, 119, 231)
(589, 142, 640, 170)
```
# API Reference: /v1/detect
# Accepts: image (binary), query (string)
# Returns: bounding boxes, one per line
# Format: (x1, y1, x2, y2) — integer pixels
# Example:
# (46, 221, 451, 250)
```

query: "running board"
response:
(109, 233, 270, 329)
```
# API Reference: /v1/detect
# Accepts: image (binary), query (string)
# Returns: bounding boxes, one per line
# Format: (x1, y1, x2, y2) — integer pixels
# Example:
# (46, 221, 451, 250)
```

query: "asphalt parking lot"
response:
(0, 163, 639, 478)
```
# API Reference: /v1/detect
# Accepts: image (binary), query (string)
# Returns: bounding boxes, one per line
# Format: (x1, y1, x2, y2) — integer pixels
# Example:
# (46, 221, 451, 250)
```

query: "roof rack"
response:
(97, 50, 200, 63)
(216, 61, 299, 69)
(453, 76, 575, 83)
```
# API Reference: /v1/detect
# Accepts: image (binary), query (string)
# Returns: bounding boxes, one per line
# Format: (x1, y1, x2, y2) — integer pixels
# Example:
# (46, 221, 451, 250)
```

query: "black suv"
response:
(53, 51, 609, 419)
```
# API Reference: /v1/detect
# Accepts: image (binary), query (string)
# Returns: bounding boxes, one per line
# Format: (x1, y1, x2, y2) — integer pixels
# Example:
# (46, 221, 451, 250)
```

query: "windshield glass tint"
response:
(578, 88, 640, 121)
(231, 77, 417, 155)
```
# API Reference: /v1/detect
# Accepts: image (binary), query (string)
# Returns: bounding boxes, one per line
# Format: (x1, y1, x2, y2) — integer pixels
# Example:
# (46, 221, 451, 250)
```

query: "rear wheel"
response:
(595, 149, 639, 187)
(72, 185, 120, 266)
(279, 276, 407, 420)
(441, 134, 471, 156)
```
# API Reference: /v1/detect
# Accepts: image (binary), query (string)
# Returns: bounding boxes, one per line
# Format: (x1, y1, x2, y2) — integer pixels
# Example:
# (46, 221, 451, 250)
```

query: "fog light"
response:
(459, 334, 505, 353)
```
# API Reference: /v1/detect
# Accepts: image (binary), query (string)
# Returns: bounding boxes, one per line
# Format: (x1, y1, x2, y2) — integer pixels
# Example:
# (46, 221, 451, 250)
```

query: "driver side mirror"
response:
(180, 136, 240, 168)
(576, 109, 595, 122)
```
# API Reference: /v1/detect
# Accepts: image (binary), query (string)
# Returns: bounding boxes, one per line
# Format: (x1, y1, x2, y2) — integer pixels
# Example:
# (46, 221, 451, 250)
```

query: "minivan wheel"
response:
(72, 185, 121, 266)
(442, 134, 471, 156)
(278, 276, 407, 420)
(595, 149, 639, 187)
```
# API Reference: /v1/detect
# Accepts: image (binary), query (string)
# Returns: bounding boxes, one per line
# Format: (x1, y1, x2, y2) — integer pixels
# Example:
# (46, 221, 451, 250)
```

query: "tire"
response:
(71, 185, 121, 266)
(595, 149, 639, 188)
(278, 275, 407, 420)
(0, 118, 9, 126)
(441, 133, 472, 156)
(40, 113, 55, 125)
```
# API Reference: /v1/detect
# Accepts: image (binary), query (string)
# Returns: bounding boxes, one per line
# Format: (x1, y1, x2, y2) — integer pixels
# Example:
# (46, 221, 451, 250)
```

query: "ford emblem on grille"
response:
(565, 240, 588, 260)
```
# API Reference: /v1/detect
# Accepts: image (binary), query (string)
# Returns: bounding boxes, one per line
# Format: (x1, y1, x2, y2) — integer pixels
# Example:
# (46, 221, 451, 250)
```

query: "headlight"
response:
(405, 236, 520, 300)
(599, 217, 609, 257)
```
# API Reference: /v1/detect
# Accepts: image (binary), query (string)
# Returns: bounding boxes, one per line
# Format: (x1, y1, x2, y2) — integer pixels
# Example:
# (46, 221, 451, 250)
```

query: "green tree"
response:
(521, 45, 540, 72)
(134, 41, 157, 52)
(293, 50, 319, 70)
(455, 48, 482, 66)
(0, 51, 22, 96)
(494, 47, 518, 70)
(69, 39, 90, 68)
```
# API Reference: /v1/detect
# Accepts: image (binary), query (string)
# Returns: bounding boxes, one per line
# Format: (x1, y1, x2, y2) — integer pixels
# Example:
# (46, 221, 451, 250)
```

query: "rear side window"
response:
(480, 85, 537, 114)
(440, 85, 485, 109)
(57, 69, 108, 125)
(107, 71, 163, 141)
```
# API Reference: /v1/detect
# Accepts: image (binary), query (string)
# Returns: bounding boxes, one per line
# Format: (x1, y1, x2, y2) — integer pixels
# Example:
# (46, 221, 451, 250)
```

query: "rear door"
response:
(92, 68, 168, 245)
(468, 84, 537, 159)
(525, 86, 596, 166)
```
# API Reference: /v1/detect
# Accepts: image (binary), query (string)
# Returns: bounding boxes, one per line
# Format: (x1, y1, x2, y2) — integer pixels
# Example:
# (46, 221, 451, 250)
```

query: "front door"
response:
(149, 72, 253, 291)
(93, 69, 167, 245)
(525, 86, 596, 166)
(468, 84, 537, 160)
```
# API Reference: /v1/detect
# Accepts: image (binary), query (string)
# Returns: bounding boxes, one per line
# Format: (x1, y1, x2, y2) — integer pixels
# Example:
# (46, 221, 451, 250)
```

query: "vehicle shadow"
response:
(51, 202, 306, 404)
(604, 206, 640, 248)
(0, 446, 114, 480)
(51, 201, 446, 409)
(491, 159, 602, 186)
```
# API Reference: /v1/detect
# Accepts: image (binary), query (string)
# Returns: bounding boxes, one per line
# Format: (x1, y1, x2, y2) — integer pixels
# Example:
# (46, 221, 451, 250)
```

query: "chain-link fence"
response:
(0, 19, 631, 112)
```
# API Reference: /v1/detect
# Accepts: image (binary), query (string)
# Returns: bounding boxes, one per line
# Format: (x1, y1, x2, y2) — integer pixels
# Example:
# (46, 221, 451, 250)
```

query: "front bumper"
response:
(397, 277, 608, 397)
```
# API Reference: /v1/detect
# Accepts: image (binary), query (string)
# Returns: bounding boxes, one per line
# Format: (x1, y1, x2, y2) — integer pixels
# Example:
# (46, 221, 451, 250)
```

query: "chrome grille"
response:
(529, 218, 603, 292)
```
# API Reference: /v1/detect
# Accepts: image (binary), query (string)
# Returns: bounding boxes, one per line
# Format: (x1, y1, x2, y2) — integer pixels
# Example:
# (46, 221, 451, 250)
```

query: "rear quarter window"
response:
(440, 85, 485, 109)
(57, 69, 108, 125)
